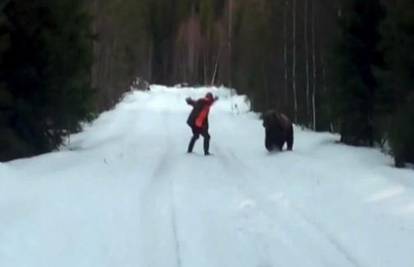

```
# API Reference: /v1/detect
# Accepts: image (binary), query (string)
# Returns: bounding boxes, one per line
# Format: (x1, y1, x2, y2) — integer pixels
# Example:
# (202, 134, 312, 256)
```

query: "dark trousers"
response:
(187, 126, 210, 155)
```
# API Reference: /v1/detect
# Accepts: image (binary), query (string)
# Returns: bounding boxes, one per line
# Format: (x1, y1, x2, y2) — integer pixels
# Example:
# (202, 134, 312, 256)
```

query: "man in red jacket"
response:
(186, 92, 218, 155)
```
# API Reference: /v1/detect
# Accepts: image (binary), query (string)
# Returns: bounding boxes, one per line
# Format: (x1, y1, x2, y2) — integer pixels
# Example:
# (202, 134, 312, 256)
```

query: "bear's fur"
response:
(262, 110, 294, 152)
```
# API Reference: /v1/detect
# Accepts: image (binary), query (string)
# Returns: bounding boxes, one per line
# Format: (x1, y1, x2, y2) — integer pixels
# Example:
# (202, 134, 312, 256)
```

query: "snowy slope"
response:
(1, 85, 414, 267)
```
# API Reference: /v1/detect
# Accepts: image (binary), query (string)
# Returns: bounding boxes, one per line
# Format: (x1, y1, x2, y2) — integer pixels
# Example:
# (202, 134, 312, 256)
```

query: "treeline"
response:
(90, 0, 414, 167)
(91, 0, 338, 124)
(0, 0, 413, 167)
(89, 0, 230, 109)
(331, 0, 414, 167)
(0, 0, 94, 160)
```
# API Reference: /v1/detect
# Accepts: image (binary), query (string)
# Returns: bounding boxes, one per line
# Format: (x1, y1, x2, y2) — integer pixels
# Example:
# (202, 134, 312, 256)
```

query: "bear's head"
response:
(262, 110, 278, 129)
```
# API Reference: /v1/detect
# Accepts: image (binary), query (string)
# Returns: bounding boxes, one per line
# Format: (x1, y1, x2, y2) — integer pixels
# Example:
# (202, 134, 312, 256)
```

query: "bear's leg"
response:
(278, 141, 284, 151)
(265, 134, 274, 152)
(286, 124, 294, 151)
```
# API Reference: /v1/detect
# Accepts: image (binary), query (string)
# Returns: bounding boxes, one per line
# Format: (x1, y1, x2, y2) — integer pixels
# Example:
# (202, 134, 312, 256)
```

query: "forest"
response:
(0, 0, 413, 167)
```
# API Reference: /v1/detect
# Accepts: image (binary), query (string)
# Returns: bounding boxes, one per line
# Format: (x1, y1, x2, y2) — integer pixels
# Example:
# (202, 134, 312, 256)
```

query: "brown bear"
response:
(262, 110, 294, 152)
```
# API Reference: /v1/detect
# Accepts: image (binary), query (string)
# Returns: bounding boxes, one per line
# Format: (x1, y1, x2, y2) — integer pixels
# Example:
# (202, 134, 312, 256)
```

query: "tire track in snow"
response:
(148, 149, 183, 267)
(212, 145, 280, 267)
(221, 147, 363, 267)
(164, 113, 183, 267)
(161, 111, 184, 267)
(211, 113, 363, 267)
(137, 111, 183, 267)
(169, 176, 183, 267)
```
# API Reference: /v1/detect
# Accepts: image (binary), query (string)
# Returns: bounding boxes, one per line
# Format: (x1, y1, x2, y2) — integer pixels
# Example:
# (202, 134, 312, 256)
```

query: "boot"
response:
(203, 135, 210, 155)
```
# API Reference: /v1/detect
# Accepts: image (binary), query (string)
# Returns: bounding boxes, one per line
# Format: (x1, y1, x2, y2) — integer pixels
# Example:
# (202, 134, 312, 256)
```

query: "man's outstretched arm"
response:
(186, 97, 196, 106)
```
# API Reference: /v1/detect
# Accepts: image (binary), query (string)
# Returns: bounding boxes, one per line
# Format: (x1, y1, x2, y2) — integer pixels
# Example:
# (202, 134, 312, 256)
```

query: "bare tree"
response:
(228, 0, 233, 87)
(311, 0, 317, 130)
(292, 0, 298, 123)
(283, 0, 289, 110)
(304, 0, 311, 126)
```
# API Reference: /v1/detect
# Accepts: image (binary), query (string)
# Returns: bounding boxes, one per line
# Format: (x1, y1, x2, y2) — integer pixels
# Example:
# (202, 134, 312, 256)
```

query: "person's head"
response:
(205, 92, 213, 101)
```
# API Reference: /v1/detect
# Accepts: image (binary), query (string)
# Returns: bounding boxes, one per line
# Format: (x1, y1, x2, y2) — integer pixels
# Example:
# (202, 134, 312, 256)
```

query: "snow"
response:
(1, 85, 414, 267)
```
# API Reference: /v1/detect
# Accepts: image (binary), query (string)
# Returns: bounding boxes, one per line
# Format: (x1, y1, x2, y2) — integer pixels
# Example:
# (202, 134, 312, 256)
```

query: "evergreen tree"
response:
(331, 0, 384, 146)
(95, 0, 151, 106)
(0, 0, 94, 160)
(232, 0, 279, 112)
(379, 0, 414, 167)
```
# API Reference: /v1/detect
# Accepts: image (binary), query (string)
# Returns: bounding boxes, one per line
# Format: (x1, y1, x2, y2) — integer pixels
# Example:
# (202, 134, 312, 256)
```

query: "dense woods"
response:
(0, 0, 94, 160)
(0, 0, 413, 167)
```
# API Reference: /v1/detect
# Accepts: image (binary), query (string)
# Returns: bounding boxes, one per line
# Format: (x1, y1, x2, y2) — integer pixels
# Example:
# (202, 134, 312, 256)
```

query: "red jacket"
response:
(186, 96, 216, 129)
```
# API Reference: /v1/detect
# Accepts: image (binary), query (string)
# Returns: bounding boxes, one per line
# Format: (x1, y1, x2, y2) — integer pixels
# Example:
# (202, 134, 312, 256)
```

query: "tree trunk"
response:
(228, 0, 233, 87)
(283, 0, 289, 110)
(148, 42, 153, 83)
(211, 44, 222, 86)
(304, 0, 310, 127)
(311, 0, 317, 130)
(292, 0, 298, 123)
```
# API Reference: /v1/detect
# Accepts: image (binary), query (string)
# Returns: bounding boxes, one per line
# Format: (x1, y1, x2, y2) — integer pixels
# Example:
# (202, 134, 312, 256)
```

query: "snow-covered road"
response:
(1, 86, 414, 267)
